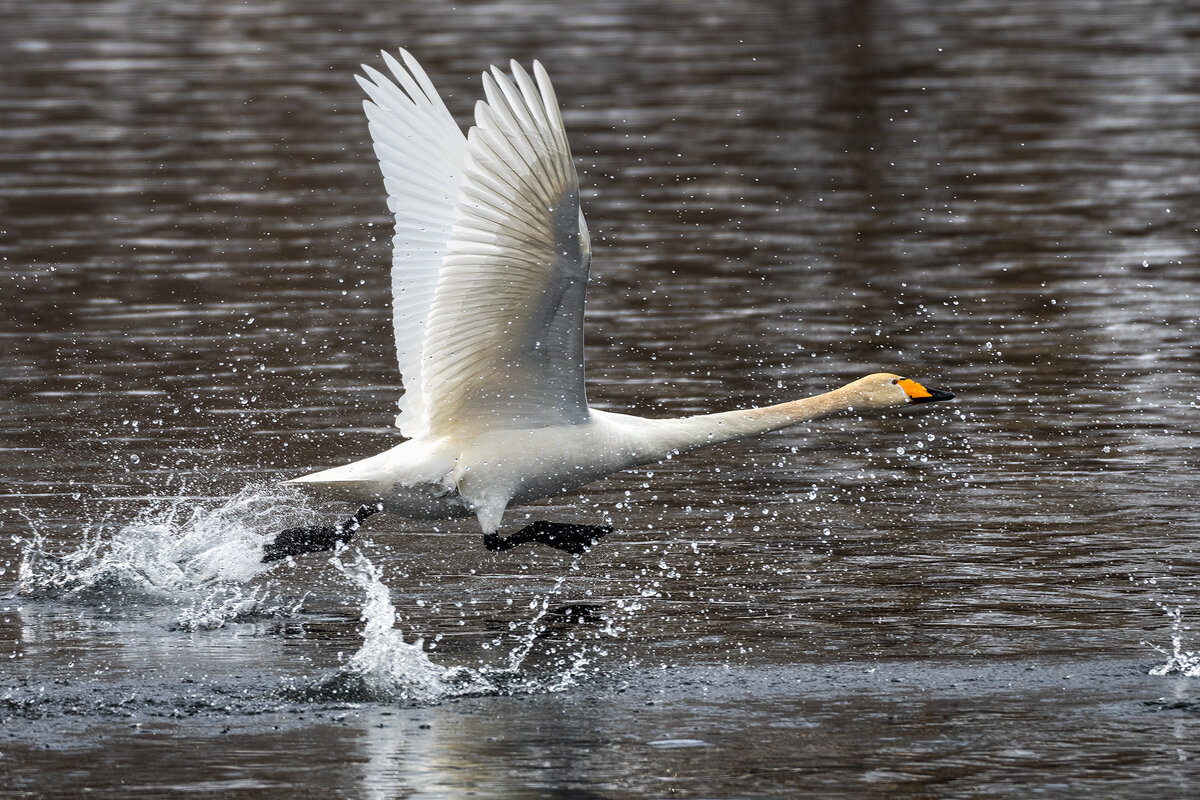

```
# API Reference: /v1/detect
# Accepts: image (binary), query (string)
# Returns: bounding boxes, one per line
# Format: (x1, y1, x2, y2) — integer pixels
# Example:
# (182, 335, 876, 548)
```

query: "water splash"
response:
(306, 550, 490, 702)
(306, 550, 629, 703)
(14, 485, 646, 699)
(501, 577, 568, 673)
(175, 584, 306, 632)
(1149, 606, 1200, 677)
(14, 486, 309, 628)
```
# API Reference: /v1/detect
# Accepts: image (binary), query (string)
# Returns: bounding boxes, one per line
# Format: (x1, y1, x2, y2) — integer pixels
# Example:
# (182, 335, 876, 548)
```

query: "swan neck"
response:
(650, 387, 855, 459)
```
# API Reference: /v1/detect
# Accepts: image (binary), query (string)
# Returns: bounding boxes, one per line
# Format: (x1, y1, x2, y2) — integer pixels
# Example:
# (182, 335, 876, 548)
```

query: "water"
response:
(3, 0, 1200, 796)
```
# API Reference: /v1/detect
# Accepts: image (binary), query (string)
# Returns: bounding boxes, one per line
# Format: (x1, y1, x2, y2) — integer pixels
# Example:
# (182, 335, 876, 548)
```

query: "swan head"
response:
(844, 372, 955, 410)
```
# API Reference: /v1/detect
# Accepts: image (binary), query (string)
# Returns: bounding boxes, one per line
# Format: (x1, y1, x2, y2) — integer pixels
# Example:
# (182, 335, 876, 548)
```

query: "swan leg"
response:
(262, 502, 383, 563)
(483, 521, 612, 555)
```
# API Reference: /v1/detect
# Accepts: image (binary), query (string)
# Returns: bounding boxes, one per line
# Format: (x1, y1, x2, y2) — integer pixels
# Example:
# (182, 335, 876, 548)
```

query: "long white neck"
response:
(622, 383, 866, 465)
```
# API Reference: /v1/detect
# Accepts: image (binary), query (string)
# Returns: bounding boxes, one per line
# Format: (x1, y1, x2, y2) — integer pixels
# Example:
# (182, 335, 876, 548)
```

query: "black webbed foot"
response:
(262, 502, 382, 563)
(262, 524, 343, 562)
(484, 521, 613, 555)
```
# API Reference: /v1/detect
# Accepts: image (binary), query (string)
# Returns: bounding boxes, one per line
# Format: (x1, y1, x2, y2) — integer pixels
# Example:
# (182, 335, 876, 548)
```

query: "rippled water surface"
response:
(3, 1, 1200, 797)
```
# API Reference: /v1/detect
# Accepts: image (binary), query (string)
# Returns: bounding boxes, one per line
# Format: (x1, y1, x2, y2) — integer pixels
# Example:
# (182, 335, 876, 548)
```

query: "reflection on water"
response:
(3, 0, 1200, 796)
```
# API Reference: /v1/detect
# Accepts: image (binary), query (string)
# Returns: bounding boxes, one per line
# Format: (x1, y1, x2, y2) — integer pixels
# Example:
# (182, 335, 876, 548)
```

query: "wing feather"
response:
(420, 61, 592, 436)
(357, 50, 467, 438)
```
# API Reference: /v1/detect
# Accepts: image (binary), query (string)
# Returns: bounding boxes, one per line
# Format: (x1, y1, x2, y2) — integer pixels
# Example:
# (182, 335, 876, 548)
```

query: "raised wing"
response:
(356, 50, 467, 438)
(420, 61, 592, 437)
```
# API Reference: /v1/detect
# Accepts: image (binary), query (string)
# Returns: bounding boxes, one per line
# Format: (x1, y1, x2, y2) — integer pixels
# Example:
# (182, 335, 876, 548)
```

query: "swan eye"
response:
(891, 379, 899, 385)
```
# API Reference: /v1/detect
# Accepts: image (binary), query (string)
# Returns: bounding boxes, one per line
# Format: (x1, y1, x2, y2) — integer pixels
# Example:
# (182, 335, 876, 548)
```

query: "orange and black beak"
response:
(897, 378, 955, 404)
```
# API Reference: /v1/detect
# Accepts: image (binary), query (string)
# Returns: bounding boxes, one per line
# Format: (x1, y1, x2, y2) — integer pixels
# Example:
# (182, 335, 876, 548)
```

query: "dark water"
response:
(3, 0, 1200, 797)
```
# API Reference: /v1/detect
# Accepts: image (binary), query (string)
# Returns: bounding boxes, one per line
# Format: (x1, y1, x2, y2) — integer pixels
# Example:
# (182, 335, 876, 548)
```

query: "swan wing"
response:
(420, 61, 592, 437)
(357, 50, 468, 438)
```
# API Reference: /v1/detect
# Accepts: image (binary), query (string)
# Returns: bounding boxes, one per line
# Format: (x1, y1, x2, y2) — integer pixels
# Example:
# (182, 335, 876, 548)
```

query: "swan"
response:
(263, 50, 953, 562)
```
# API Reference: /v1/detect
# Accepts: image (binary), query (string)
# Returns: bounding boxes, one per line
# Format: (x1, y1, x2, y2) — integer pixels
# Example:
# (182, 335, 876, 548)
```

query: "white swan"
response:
(265, 50, 953, 561)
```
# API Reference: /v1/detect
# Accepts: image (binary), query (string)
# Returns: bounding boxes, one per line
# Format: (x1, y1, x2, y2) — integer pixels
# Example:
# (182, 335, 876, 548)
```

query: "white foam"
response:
(332, 551, 463, 701)
(1149, 606, 1200, 677)
(15, 486, 310, 628)
(15, 487, 650, 699)
(317, 551, 632, 702)
(176, 584, 306, 632)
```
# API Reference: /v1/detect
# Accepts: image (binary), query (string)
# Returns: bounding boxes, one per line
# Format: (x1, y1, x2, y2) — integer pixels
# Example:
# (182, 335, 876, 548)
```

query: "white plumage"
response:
(356, 50, 466, 438)
(282, 50, 953, 545)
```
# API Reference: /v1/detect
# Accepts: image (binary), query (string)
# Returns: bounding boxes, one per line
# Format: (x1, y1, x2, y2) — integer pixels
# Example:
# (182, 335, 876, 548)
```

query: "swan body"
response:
(286, 374, 949, 536)
(281, 51, 953, 543)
